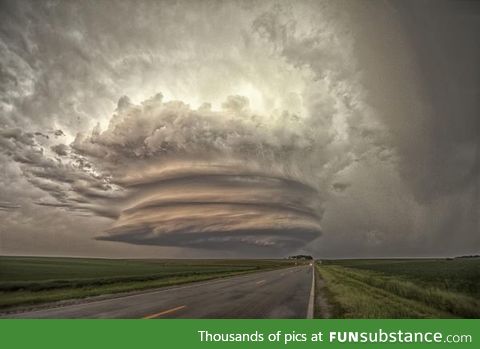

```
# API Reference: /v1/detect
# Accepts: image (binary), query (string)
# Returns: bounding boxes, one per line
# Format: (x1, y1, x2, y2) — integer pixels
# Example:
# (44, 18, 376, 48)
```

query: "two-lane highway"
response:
(4, 265, 314, 319)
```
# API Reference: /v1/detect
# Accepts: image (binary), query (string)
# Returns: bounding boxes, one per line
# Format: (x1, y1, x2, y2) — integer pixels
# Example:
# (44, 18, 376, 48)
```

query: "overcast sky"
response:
(0, 0, 478, 258)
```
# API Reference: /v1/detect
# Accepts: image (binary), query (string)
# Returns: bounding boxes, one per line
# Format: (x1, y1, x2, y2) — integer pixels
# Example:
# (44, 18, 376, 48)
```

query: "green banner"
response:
(0, 320, 477, 349)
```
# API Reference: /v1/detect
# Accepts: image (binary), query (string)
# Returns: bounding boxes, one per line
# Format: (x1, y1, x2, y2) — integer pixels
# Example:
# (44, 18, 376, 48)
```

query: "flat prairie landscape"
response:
(3, 256, 479, 318)
(315, 258, 480, 319)
(0, 256, 295, 310)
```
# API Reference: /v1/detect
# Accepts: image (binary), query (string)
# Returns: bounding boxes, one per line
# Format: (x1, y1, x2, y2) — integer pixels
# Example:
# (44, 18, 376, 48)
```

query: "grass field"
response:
(316, 258, 480, 318)
(0, 256, 295, 310)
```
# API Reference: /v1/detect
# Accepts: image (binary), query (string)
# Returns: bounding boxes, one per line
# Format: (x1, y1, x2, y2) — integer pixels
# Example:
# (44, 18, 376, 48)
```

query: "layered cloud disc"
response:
(98, 163, 323, 249)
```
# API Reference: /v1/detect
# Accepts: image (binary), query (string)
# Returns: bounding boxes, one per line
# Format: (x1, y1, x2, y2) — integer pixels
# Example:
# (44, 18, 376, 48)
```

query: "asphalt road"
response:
(5, 265, 314, 319)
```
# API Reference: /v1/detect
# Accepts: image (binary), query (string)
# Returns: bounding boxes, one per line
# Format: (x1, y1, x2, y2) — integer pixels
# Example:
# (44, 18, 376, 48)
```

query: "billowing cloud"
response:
(0, 0, 478, 258)
(32, 93, 333, 250)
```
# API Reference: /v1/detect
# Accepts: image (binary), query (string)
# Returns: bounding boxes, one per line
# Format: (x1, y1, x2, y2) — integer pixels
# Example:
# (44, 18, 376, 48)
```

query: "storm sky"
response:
(0, 0, 478, 258)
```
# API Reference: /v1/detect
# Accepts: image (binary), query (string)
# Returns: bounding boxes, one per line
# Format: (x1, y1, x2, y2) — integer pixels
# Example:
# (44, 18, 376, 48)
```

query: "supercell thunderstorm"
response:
(1, 0, 478, 257)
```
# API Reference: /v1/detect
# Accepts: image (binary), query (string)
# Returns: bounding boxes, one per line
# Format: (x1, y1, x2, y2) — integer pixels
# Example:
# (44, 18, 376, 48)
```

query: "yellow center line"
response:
(142, 305, 187, 319)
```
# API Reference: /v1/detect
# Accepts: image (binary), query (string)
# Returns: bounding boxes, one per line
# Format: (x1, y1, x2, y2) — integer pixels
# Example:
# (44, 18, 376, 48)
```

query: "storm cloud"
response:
(0, 0, 478, 258)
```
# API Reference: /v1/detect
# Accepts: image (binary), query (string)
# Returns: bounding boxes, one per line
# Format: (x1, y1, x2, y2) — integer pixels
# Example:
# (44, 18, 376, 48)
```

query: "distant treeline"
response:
(454, 255, 480, 259)
(287, 255, 313, 260)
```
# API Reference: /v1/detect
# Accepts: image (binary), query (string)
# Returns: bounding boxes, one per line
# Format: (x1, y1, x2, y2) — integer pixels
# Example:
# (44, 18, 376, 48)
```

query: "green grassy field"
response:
(0, 256, 295, 310)
(316, 258, 480, 318)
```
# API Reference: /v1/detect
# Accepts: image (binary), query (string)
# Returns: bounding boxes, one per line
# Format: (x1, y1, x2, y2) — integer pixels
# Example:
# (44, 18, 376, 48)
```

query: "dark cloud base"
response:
(97, 227, 320, 252)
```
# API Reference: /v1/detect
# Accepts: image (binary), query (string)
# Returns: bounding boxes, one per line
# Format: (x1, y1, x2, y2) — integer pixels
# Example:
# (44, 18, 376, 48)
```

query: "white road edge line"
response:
(306, 265, 315, 319)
